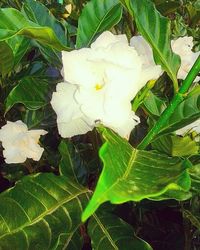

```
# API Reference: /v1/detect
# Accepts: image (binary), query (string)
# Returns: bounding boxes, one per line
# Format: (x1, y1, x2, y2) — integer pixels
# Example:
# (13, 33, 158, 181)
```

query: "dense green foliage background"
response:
(0, 0, 199, 249)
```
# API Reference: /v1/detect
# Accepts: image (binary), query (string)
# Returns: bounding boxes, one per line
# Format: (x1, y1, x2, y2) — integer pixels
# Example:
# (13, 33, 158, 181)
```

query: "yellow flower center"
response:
(95, 83, 103, 91)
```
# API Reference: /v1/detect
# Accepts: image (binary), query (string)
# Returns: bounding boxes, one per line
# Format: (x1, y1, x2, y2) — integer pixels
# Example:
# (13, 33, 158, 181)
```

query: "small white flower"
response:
(176, 119, 200, 141)
(52, 31, 162, 139)
(0, 121, 47, 164)
(171, 36, 200, 81)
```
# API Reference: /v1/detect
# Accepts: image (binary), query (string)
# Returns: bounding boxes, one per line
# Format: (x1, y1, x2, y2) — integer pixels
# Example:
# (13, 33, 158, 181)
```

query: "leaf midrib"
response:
(93, 213, 118, 250)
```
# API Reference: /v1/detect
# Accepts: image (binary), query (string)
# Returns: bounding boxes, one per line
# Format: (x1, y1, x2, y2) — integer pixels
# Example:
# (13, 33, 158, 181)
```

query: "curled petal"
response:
(51, 82, 94, 138)
(91, 31, 128, 49)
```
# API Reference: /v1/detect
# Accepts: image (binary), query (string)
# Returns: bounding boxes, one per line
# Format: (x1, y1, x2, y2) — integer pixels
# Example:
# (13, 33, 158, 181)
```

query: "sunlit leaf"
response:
(82, 128, 191, 221)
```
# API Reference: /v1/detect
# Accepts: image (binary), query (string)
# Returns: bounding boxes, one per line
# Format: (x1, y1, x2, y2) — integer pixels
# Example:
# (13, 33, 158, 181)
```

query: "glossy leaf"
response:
(88, 211, 152, 249)
(76, 0, 122, 48)
(5, 77, 52, 113)
(122, 0, 180, 88)
(0, 8, 69, 51)
(0, 41, 14, 77)
(82, 128, 191, 221)
(0, 173, 90, 249)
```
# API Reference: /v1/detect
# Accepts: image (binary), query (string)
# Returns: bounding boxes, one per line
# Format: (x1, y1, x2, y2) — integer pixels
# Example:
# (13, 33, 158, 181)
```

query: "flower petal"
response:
(91, 31, 128, 49)
(51, 82, 94, 138)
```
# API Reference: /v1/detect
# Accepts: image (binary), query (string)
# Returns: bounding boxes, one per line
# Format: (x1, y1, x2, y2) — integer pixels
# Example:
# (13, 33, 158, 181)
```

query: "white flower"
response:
(51, 31, 162, 139)
(0, 121, 47, 164)
(176, 119, 200, 141)
(171, 36, 200, 81)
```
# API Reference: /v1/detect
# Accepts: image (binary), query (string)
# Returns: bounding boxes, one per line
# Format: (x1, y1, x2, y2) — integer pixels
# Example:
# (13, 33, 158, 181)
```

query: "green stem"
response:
(137, 55, 200, 150)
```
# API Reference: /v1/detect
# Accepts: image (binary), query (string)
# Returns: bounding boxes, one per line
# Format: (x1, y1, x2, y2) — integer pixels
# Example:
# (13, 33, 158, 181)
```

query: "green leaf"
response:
(122, 0, 181, 89)
(22, 0, 68, 47)
(23, 105, 56, 130)
(7, 36, 30, 66)
(59, 140, 87, 185)
(189, 164, 200, 194)
(82, 128, 191, 221)
(54, 230, 83, 250)
(0, 41, 14, 77)
(154, 0, 181, 15)
(152, 135, 199, 157)
(76, 0, 122, 48)
(88, 212, 152, 249)
(143, 90, 167, 117)
(157, 93, 200, 136)
(0, 8, 69, 51)
(0, 173, 90, 249)
(5, 76, 52, 113)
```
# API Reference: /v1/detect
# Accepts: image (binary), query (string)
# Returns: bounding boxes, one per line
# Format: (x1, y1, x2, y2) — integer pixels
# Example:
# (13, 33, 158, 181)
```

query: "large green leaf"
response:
(0, 8, 69, 51)
(5, 76, 52, 113)
(0, 173, 90, 249)
(82, 128, 191, 221)
(88, 212, 152, 249)
(121, 0, 180, 88)
(76, 0, 122, 48)
(0, 41, 14, 77)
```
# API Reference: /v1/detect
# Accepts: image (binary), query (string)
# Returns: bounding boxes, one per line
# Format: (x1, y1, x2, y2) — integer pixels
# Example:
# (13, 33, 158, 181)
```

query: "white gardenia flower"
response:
(171, 36, 200, 81)
(176, 119, 200, 141)
(0, 121, 47, 164)
(51, 31, 162, 139)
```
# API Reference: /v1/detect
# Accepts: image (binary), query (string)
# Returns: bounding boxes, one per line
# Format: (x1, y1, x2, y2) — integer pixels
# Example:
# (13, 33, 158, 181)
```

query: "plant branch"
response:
(137, 55, 200, 150)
